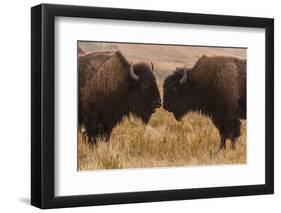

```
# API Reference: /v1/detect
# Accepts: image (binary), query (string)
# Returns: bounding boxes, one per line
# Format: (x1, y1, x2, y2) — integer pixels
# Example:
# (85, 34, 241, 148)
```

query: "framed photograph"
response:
(31, 4, 274, 209)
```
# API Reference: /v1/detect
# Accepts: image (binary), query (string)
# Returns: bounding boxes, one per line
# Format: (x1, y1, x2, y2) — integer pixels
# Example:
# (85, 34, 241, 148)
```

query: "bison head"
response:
(163, 66, 195, 121)
(128, 62, 161, 123)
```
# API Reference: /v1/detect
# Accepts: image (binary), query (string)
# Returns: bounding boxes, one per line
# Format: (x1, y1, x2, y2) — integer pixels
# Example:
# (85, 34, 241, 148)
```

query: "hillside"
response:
(79, 41, 246, 80)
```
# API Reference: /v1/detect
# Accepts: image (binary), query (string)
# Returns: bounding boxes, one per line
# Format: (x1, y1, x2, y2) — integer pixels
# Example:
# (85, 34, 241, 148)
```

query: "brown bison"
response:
(163, 55, 246, 149)
(79, 51, 161, 143)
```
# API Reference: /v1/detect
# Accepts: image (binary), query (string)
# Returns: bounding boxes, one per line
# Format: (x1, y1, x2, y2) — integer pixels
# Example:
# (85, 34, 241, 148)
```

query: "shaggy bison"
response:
(79, 51, 161, 143)
(163, 55, 246, 149)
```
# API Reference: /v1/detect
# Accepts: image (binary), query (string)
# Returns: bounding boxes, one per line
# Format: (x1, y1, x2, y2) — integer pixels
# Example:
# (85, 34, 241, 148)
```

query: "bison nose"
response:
(155, 99, 162, 108)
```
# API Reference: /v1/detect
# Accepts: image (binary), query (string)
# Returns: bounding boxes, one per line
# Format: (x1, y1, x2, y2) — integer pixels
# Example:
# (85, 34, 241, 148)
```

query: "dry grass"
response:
(78, 107, 246, 171)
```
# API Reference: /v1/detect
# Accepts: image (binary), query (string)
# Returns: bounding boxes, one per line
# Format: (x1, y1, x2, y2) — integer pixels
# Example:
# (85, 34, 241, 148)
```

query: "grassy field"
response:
(78, 95, 247, 171)
(78, 42, 247, 171)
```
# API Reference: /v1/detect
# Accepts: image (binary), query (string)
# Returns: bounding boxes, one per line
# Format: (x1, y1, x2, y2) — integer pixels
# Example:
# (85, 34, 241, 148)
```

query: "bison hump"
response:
(193, 57, 241, 103)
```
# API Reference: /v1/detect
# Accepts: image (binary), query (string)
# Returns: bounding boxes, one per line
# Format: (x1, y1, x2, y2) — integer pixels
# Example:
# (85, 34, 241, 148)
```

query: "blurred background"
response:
(79, 41, 246, 81)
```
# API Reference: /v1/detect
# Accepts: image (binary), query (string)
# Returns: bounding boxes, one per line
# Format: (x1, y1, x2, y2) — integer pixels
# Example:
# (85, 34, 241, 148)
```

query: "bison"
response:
(79, 51, 161, 143)
(163, 55, 246, 149)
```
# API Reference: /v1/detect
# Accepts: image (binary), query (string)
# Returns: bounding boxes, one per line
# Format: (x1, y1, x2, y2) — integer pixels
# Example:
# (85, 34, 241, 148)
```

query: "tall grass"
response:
(78, 107, 246, 171)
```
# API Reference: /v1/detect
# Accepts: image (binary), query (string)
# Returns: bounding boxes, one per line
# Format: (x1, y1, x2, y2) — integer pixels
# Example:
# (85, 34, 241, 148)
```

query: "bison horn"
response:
(130, 63, 140, 81)
(150, 61, 154, 71)
(180, 65, 188, 84)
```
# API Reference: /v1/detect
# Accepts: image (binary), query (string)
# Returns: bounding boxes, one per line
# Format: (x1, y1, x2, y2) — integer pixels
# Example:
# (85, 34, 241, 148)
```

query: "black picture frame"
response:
(31, 3, 274, 209)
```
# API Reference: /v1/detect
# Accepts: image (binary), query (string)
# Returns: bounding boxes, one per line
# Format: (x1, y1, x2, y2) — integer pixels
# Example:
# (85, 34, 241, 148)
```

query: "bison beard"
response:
(79, 51, 161, 144)
(163, 55, 246, 150)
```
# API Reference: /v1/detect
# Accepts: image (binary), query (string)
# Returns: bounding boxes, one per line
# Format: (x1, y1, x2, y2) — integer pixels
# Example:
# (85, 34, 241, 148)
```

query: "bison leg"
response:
(97, 124, 112, 142)
(212, 119, 227, 150)
(104, 129, 112, 142)
(86, 127, 98, 144)
(220, 119, 241, 150)
(229, 119, 241, 150)
(219, 134, 227, 150)
(83, 116, 99, 144)
(231, 139, 236, 150)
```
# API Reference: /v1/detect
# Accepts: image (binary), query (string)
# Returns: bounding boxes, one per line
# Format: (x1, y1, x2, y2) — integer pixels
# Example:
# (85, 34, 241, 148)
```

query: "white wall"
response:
(0, 0, 279, 212)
